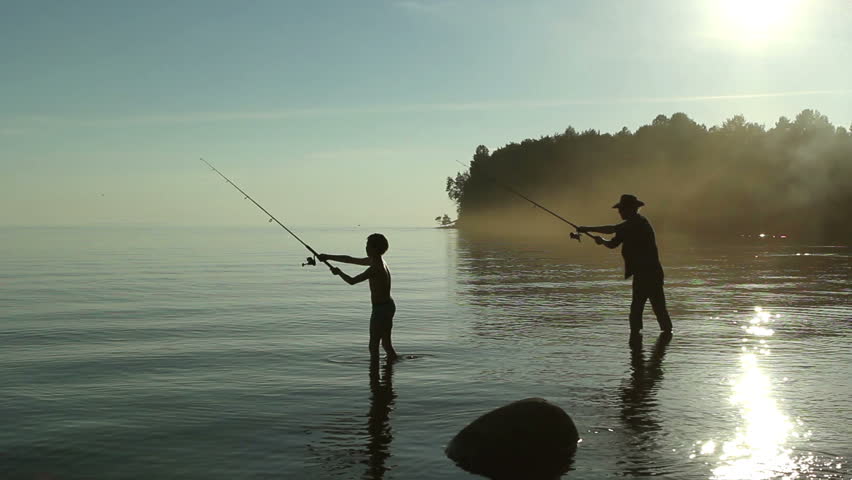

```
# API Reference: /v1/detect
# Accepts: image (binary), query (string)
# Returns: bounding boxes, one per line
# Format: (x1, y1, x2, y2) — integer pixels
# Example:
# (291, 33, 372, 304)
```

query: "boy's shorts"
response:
(370, 299, 396, 338)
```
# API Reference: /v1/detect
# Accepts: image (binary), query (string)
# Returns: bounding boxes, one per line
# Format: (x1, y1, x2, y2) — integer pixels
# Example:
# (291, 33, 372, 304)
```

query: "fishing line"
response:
(454, 159, 592, 241)
(200, 158, 332, 269)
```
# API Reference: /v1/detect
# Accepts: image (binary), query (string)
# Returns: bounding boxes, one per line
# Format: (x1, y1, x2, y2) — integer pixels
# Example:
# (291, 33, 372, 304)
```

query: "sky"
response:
(2, 0, 851, 228)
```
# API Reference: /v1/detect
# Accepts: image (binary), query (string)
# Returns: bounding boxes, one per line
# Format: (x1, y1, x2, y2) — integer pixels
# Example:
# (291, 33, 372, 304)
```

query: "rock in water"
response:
(445, 397, 579, 480)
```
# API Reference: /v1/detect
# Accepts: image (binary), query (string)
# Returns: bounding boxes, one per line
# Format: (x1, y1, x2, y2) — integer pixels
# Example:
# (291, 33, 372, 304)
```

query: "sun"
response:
(715, 0, 801, 46)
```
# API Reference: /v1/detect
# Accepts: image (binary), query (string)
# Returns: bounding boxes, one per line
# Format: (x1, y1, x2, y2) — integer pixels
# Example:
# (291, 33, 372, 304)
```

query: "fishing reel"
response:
(302, 256, 317, 267)
(570, 231, 582, 242)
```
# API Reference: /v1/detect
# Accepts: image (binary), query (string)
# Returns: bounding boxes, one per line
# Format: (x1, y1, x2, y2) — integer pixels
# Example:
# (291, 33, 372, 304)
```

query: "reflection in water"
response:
(450, 235, 850, 478)
(698, 307, 818, 479)
(365, 361, 396, 480)
(453, 233, 611, 346)
(303, 361, 397, 478)
(618, 332, 672, 475)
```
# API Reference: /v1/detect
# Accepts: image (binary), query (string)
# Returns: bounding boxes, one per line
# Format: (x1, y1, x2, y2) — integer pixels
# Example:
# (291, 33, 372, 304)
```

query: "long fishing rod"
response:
(454, 159, 592, 242)
(200, 158, 331, 269)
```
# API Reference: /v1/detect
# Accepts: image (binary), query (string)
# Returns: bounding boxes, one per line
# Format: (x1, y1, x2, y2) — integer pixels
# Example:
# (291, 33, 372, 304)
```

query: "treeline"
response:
(446, 110, 852, 242)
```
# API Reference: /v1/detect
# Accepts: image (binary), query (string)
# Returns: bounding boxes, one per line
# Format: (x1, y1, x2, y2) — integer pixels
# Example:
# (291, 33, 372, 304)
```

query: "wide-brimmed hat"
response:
(612, 194, 645, 209)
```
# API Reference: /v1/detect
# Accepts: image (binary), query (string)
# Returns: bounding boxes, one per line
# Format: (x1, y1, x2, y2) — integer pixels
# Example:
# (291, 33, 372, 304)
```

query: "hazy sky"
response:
(3, 0, 851, 227)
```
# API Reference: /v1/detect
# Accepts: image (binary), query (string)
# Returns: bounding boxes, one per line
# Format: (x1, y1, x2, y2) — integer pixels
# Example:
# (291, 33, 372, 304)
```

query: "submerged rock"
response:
(445, 397, 579, 480)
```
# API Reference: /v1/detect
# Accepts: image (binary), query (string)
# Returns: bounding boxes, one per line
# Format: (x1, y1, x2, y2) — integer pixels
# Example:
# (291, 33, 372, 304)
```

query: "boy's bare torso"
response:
(368, 259, 392, 305)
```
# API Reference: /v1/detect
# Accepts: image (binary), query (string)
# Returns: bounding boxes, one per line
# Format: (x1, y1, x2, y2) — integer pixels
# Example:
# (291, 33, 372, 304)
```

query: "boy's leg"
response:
(369, 309, 381, 361)
(369, 332, 381, 360)
(381, 304, 398, 360)
(381, 331, 398, 360)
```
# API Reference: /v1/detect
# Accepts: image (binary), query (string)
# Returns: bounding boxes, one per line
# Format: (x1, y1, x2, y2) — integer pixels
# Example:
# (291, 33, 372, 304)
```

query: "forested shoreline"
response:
(446, 110, 851, 243)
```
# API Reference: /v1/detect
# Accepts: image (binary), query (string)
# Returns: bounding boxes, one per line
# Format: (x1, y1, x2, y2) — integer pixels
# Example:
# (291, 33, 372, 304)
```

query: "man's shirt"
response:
(610, 214, 663, 279)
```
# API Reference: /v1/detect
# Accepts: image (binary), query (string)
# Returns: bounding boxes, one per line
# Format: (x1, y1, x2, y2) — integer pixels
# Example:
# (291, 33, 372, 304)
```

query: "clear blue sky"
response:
(3, 0, 850, 227)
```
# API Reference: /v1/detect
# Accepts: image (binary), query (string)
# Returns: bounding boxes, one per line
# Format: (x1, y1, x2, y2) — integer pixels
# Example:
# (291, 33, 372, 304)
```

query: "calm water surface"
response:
(1, 226, 849, 479)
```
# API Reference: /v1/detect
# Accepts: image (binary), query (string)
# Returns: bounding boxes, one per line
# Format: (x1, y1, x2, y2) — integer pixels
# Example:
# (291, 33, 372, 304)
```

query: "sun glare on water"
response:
(691, 307, 807, 478)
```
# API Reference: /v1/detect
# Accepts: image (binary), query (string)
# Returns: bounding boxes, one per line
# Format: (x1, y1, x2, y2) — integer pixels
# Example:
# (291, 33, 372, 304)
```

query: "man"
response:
(577, 194, 673, 338)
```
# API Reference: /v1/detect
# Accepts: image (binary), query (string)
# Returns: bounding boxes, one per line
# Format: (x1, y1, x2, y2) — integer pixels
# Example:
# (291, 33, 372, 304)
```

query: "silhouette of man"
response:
(577, 194, 673, 338)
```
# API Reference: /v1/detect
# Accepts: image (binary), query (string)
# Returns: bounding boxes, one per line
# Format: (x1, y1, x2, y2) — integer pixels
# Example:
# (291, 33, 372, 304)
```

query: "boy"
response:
(318, 233, 398, 363)
(576, 194, 673, 339)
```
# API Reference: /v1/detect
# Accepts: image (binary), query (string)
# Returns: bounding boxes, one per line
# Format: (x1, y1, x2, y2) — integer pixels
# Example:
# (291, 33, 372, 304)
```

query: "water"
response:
(1, 226, 849, 480)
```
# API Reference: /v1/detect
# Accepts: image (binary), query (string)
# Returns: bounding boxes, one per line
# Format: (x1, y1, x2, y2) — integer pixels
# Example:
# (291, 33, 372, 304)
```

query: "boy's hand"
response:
(330, 267, 341, 276)
(317, 254, 329, 262)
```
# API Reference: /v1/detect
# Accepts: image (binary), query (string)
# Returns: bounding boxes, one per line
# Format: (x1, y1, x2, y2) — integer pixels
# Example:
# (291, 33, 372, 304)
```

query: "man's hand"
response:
(592, 235, 605, 245)
(330, 267, 341, 276)
(576, 226, 589, 233)
(318, 253, 329, 262)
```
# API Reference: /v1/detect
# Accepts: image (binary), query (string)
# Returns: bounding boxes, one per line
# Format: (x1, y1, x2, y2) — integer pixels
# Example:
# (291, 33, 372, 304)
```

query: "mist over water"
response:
(1, 226, 849, 479)
(449, 110, 852, 243)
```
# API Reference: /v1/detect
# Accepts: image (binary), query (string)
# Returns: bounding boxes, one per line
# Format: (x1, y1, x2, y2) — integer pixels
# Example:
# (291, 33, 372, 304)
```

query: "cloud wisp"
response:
(392, 0, 461, 14)
(6, 89, 851, 129)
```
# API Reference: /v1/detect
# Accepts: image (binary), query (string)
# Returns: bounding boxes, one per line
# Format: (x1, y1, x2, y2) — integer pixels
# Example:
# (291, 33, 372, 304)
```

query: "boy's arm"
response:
(331, 265, 373, 285)
(318, 254, 371, 266)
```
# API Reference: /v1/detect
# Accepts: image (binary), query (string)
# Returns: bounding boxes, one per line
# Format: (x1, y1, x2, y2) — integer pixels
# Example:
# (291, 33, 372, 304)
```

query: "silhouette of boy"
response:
(577, 195, 673, 338)
(318, 233, 398, 363)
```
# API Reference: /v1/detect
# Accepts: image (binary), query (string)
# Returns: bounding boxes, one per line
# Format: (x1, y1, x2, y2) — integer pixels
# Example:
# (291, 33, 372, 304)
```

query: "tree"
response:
(434, 214, 454, 226)
(446, 171, 470, 206)
(721, 114, 746, 131)
(443, 109, 852, 242)
(473, 145, 490, 165)
(794, 109, 832, 131)
(652, 114, 669, 127)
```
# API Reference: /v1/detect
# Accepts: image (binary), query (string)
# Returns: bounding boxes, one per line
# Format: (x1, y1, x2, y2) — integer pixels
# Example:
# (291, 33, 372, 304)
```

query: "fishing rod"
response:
(454, 159, 592, 242)
(200, 158, 331, 269)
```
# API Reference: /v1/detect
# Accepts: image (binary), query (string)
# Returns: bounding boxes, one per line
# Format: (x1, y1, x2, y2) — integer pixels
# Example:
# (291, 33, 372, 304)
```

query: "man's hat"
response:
(612, 194, 645, 209)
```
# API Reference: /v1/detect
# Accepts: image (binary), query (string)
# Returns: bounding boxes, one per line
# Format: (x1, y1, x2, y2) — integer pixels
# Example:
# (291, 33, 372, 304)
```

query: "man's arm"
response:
(590, 234, 622, 249)
(318, 254, 370, 266)
(331, 266, 373, 285)
(577, 224, 618, 235)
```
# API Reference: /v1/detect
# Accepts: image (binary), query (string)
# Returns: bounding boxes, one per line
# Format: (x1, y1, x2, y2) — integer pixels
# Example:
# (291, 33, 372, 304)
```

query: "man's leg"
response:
(649, 282, 673, 332)
(629, 277, 648, 334)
